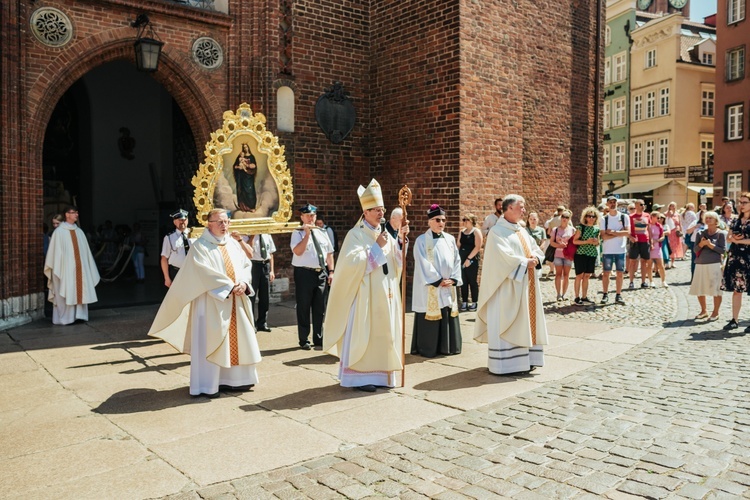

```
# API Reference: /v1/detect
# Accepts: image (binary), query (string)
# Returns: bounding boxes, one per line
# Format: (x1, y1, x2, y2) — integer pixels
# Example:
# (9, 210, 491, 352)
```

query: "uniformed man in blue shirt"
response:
(291, 204, 334, 349)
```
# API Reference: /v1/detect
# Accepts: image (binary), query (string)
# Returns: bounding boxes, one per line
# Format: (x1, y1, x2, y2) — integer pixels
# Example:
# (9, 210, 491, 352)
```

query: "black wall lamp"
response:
(131, 13, 164, 72)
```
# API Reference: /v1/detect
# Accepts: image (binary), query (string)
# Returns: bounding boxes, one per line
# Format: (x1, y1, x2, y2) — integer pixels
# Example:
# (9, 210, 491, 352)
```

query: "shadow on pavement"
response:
(261, 346, 307, 357)
(93, 386, 204, 414)
(412, 368, 534, 391)
(90, 339, 164, 350)
(240, 384, 366, 412)
(283, 354, 337, 367)
(688, 330, 747, 341)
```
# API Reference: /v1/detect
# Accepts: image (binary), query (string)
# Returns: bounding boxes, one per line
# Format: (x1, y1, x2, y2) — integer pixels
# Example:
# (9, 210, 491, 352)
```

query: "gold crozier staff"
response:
(398, 185, 412, 387)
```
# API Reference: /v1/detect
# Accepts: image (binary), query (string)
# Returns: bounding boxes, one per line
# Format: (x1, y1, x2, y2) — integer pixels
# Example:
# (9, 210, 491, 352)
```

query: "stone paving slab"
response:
(150, 414, 343, 486)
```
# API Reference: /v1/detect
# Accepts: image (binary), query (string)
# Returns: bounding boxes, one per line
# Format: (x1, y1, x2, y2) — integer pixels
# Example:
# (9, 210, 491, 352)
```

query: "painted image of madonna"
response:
(233, 143, 257, 212)
(213, 138, 279, 219)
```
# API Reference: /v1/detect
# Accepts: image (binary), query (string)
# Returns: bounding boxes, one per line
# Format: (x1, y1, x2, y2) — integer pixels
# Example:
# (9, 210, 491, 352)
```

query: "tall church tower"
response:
(636, 0, 690, 17)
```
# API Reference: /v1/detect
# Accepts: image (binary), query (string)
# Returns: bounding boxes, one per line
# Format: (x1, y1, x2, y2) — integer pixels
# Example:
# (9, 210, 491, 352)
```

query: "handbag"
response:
(544, 242, 556, 263)
(544, 228, 557, 262)
(563, 226, 579, 260)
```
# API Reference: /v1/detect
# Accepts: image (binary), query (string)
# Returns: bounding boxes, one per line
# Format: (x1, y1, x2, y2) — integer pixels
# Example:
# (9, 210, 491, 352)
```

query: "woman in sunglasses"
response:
(572, 206, 601, 305)
(457, 213, 482, 311)
(548, 210, 575, 301)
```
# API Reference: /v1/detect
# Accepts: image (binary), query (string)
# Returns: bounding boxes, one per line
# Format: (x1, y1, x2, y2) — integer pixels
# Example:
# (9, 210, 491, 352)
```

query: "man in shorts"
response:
(600, 196, 630, 304)
(628, 199, 652, 289)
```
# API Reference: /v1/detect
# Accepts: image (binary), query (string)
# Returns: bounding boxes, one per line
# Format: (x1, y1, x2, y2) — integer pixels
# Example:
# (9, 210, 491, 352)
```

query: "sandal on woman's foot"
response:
(694, 312, 708, 320)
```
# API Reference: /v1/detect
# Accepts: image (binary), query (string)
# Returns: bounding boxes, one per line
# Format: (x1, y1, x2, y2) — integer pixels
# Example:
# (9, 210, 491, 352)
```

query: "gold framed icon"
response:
(191, 103, 297, 235)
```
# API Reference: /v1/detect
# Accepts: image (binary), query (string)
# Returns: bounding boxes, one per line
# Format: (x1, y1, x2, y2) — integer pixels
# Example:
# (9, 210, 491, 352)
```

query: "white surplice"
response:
(411, 230, 462, 313)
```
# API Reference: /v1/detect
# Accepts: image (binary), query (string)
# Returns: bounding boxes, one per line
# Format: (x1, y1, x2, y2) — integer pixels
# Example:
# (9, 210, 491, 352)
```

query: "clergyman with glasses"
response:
(148, 208, 261, 398)
(44, 205, 100, 325)
(323, 179, 410, 392)
(410, 203, 463, 357)
(474, 194, 548, 375)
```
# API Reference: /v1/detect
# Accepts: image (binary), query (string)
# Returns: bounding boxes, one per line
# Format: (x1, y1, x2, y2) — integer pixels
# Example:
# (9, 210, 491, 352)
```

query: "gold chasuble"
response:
(323, 220, 403, 373)
(148, 231, 261, 369)
(474, 217, 549, 348)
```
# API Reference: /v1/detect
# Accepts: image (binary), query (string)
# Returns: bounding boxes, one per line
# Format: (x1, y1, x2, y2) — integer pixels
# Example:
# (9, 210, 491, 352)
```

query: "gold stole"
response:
(515, 230, 537, 345)
(218, 245, 240, 366)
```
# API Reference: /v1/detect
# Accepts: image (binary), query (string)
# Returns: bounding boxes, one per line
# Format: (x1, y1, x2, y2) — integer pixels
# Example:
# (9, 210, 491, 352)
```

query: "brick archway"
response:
(26, 27, 223, 164)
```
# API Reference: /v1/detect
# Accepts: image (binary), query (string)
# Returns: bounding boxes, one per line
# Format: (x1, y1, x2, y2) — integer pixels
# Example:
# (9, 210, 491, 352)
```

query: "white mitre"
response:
(356, 179, 384, 211)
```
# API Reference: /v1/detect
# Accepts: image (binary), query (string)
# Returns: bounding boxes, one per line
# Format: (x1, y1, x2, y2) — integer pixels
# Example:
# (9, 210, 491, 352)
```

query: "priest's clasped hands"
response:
(231, 282, 248, 296)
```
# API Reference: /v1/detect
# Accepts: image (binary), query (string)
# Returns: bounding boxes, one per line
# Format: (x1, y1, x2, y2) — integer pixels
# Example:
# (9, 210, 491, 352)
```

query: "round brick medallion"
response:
(30, 7, 73, 47)
(192, 37, 223, 70)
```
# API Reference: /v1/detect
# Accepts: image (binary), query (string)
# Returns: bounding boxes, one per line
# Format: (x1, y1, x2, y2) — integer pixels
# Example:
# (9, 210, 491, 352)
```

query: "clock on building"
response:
(637, 0, 652, 10)
(669, 0, 688, 8)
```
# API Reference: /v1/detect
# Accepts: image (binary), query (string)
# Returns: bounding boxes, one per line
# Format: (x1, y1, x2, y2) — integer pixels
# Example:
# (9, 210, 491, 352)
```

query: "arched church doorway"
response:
(42, 60, 199, 308)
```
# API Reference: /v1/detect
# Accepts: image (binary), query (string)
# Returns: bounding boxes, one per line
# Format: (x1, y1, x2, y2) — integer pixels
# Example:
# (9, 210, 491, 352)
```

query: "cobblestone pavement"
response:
(168, 261, 750, 499)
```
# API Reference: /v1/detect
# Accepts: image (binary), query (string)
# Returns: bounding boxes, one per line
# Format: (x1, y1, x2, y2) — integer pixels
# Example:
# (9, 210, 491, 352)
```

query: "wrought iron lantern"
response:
(131, 14, 164, 72)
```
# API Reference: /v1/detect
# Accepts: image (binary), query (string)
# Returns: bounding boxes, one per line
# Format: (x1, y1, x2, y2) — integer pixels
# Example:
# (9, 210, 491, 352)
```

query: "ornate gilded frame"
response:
(191, 103, 296, 235)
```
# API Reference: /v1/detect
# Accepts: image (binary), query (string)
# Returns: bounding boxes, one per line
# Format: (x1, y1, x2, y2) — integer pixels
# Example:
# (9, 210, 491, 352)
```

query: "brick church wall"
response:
(460, 0, 600, 222)
(369, 0, 462, 232)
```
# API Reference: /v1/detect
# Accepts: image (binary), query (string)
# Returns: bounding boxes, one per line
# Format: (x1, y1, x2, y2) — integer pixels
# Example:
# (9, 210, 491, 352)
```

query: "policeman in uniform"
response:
(291, 204, 334, 350)
(160, 209, 194, 288)
(249, 233, 276, 332)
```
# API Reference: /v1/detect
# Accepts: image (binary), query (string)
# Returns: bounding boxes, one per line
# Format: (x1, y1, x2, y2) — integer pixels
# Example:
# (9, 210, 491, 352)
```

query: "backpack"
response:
(604, 213, 625, 231)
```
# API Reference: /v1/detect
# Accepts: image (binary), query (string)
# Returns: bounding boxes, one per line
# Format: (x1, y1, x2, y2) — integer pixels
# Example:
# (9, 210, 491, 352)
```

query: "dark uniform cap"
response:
(299, 203, 317, 214)
(170, 209, 189, 220)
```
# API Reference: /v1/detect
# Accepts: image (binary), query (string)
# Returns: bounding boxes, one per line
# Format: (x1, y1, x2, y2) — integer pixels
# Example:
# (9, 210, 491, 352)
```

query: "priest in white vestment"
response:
(323, 179, 409, 392)
(411, 204, 463, 357)
(148, 209, 261, 398)
(44, 206, 100, 325)
(474, 194, 549, 374)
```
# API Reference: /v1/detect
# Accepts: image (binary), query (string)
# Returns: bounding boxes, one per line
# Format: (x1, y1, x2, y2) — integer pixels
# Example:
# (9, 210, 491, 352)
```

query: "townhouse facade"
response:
(713, 0, 749, 202)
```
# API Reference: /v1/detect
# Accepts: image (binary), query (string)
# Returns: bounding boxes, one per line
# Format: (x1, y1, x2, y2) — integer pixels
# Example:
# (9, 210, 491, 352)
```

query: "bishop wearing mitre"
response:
(323, 179, 409, 392)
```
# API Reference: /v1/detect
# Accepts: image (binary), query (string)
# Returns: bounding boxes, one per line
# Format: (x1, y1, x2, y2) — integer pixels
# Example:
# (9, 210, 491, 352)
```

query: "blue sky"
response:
(690, 0, 717, 21)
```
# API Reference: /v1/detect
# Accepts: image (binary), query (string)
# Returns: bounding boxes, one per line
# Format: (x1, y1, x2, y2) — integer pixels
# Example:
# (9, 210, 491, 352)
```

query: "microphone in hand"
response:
(380, 218, 389, 275)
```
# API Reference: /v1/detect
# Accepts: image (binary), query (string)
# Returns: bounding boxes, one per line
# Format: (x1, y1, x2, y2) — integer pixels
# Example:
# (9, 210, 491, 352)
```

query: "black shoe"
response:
(615, 294, 625, 304)
(219, 384, 254, 392)
(256, 324, 272, 332)
(355, 385, 377, 393)
(600, 293, 609, 304)
(581, 297, 592, 304)
(723, 319, 739, 331)
(641, 282, 649, 289)
(574, 297, 582, 305)
(300, 343, 312, 350)
(191, 391, 220, 399)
